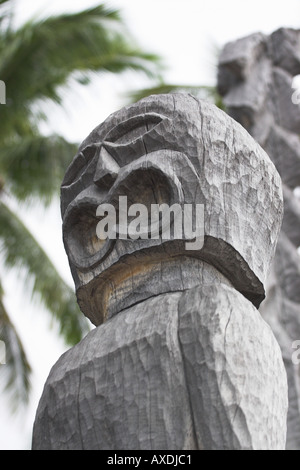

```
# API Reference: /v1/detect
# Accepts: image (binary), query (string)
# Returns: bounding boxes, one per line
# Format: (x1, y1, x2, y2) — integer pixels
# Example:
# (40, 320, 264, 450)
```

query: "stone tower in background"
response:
(218, 28, 300, 449)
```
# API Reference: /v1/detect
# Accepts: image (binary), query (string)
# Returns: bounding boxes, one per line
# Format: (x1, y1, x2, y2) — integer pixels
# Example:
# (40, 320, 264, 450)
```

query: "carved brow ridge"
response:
(62, 112, 166, 188)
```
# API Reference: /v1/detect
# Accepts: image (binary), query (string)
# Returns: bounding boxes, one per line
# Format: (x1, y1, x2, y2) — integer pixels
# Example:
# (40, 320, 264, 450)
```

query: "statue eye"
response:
(62, 113, 167, 189)
(102, 113, 167, 167)
(62, 145, 99, 187)
(104, 113, 164, 145)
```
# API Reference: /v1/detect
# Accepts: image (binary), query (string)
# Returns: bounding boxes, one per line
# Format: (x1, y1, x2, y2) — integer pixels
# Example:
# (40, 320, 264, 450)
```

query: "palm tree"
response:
(0, 0, 160, 409)
(127, 41, 224, 109)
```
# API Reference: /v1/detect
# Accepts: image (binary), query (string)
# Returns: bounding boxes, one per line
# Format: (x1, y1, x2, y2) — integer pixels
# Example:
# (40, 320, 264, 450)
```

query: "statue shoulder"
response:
(32, 327, 97, 450)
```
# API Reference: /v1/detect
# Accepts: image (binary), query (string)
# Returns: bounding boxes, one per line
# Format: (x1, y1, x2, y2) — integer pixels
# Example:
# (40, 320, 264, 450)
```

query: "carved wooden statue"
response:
(32, 94, 288, 450)
(218, 28, 300, 449)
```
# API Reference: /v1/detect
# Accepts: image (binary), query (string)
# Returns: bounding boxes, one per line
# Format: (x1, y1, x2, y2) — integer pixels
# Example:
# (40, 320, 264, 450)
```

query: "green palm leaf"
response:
(0, 200, 90, 345)
(0, 281, 31, 410)
(0, 135, 78, 203)
(128, 83, 224, 109)
(0, 1, 161, 411)
(0, 5, 160, 115)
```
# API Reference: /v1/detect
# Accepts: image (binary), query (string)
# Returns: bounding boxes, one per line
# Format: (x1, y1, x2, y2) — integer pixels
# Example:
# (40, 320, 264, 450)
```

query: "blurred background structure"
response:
(0, 0, 299, 449)
(218, 30, 300, 449)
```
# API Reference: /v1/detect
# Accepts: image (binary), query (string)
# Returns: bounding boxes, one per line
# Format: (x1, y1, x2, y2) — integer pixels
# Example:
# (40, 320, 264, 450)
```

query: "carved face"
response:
(61, 94, 207, 323)
(61, 94, 202, 272)
(61, 93, 283, 325)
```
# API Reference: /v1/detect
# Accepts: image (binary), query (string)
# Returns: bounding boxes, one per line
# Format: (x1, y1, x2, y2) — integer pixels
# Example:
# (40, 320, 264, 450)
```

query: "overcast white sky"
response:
(1, 0, 300, 450)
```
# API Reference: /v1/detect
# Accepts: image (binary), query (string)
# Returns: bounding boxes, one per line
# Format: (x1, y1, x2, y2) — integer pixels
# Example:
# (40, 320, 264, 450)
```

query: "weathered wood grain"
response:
(33, 94, 287, 450)
(218, 28, 300, 449)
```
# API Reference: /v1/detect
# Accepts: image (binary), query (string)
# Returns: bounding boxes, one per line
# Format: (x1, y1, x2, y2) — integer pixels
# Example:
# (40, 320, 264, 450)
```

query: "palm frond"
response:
(52, 4, 121, 23)
(0, 5, 161, 113)
(0, 281, 31, 410)
(128, 83, 225, 109)
(0, 135, 78, 204)
(0, 2, 161, 413)
(0, 0, 10, 16)
(0, 201, 90, 344)
(0, 0, 12, 35)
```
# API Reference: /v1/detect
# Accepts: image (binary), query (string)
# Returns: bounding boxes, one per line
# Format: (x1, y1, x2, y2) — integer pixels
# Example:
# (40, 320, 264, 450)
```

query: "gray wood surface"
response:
(33, 94, 287, 450)
(218, 28, 300, 449)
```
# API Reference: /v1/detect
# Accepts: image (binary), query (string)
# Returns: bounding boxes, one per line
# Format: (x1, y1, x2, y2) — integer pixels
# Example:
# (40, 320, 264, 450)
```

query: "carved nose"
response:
(93, 145, 120, 188)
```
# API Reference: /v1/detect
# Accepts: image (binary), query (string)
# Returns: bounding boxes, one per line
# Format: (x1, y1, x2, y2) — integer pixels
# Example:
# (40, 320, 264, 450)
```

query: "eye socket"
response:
(62, 145, 99, 187)
(100, 113, 168, 168)
(63, 167, 174, 270)
(63, 203, 114, 270)
(104, 113, 164, 145)
(62, 113, 166, 188)
(109, 168, 174, 238)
